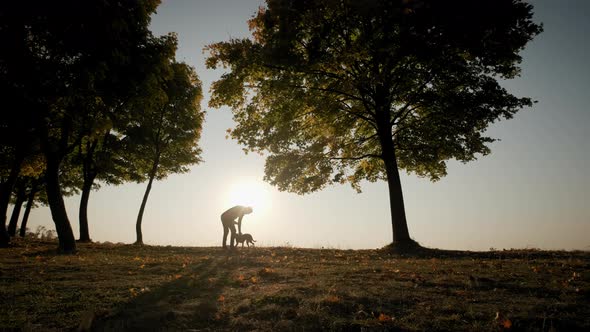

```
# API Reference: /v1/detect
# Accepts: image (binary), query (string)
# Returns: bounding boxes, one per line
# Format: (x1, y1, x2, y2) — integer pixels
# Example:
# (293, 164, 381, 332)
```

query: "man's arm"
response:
(237, 215, 244, 234)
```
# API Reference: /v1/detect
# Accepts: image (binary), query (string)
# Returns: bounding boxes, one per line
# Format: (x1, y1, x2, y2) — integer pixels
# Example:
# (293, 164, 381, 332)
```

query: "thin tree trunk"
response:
(79, 139, 98, 243)
(0, 160, 21, 247)
(7, 182, 26, 237)
(78, 174, 96, 242)
(19, 182, 37, 238)
(135, 153, 160, 246)
(45, 154, 76, 253)
(135, 174, 155, 245)
(376, 107, 412, 245)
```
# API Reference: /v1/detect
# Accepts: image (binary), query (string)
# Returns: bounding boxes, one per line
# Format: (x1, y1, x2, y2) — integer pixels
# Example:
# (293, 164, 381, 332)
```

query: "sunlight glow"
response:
(226, 178, 271, 218)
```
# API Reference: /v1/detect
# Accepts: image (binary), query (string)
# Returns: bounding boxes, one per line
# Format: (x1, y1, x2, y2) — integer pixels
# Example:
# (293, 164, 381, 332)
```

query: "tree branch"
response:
(328, 153, 382, 161)
(340, 133, 378, 149)
(391, 104, 420, 134)
(390, 72, 435, 126)
(260, 63, 344, 83)
(336, 99, 377, 130)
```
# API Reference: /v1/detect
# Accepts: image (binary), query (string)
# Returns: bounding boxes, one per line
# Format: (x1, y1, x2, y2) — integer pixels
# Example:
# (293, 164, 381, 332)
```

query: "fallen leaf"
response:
(259, 267, 275, 275)
(325, 295, 340, 303)
(495, 311, 512, 329)
(378, 313, 393, 322)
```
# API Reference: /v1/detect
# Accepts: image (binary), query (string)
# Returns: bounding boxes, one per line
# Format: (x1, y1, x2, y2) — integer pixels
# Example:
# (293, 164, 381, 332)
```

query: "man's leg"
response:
(222, 225, 229, 249)
(229, 224, 237, 248)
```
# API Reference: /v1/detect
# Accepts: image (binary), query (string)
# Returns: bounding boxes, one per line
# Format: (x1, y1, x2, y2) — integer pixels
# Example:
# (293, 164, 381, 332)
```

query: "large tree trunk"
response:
(19, 182, 37, 238)
(7, 182, 26, 237)
(45, 154, 76, 253)
(376, 108, 412, 244)
(78, 173, 96, 242)
(382, 145, 412, 243)
(0, 160, 21, 247)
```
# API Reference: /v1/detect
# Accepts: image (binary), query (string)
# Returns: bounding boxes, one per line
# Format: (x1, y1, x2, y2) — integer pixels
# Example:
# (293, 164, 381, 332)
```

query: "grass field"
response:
(0, 238, 588, 331)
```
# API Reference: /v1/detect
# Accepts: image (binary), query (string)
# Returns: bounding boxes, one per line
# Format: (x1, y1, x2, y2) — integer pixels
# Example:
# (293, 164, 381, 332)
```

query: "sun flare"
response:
(227, 179, 271, 216)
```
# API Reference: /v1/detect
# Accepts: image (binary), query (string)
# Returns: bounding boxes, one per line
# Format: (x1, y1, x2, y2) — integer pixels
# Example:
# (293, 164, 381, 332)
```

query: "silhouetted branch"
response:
(328, 153, 382, 161)
(340, 133, 379, 149)
(391, 73, 435, 127)
(336, 99, 377, 129)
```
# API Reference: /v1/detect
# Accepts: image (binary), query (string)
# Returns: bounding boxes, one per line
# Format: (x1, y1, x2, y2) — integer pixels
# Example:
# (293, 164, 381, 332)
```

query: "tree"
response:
(0, 127, 39, 245)
(1, 0, 162, 252)
(70, 110, 129, 243)
(73, 131, 118, 243)
(19, 179, 41, 238)
(0, 13, 38, 246)
(7, 154, 45, 237)
(7, 179, 26, 237)
(70, 33, 182, 243)
(206, 0, 542, 246)
(125, 62, 204, 245)
(0, 154, 21, 246)
(0, 146, 28, 246)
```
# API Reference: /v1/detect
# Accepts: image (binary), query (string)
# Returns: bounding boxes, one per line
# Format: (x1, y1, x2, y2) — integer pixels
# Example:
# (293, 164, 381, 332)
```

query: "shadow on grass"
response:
(382, 241, 589, 260)
(91, 250, 239, 331)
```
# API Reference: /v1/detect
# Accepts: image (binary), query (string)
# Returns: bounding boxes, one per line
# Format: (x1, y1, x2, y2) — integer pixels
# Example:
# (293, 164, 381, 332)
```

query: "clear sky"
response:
(18, 0, 590, 250)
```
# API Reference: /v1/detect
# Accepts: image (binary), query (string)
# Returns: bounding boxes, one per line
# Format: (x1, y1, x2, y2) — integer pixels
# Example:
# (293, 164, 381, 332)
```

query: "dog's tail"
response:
(252, 239, 257, 242)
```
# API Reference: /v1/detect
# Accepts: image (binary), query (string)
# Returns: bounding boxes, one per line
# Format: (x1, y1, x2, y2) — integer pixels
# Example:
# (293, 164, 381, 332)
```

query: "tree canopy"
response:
(207, 0, 542, 245)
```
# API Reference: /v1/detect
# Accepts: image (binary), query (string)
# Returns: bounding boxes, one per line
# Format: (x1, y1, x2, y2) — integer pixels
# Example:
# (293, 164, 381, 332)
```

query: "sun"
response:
(227, 178, 271, 216)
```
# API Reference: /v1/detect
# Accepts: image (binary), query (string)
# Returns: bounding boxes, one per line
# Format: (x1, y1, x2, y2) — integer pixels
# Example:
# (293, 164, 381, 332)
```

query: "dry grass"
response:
(0, 238, 589, 331)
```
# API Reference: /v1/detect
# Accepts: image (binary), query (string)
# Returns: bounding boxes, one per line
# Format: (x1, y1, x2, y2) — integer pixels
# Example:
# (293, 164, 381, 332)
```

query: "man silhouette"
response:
(221, 205, 253, 249)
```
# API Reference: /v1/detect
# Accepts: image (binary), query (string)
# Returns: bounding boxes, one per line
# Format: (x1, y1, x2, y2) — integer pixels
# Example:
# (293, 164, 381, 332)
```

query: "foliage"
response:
(124, 61, 205, 182)
(1, 0, 163, 157)
(0, 0, 164, 251)
(68, 33, 184, 188)
(207, 0, 542, 193)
